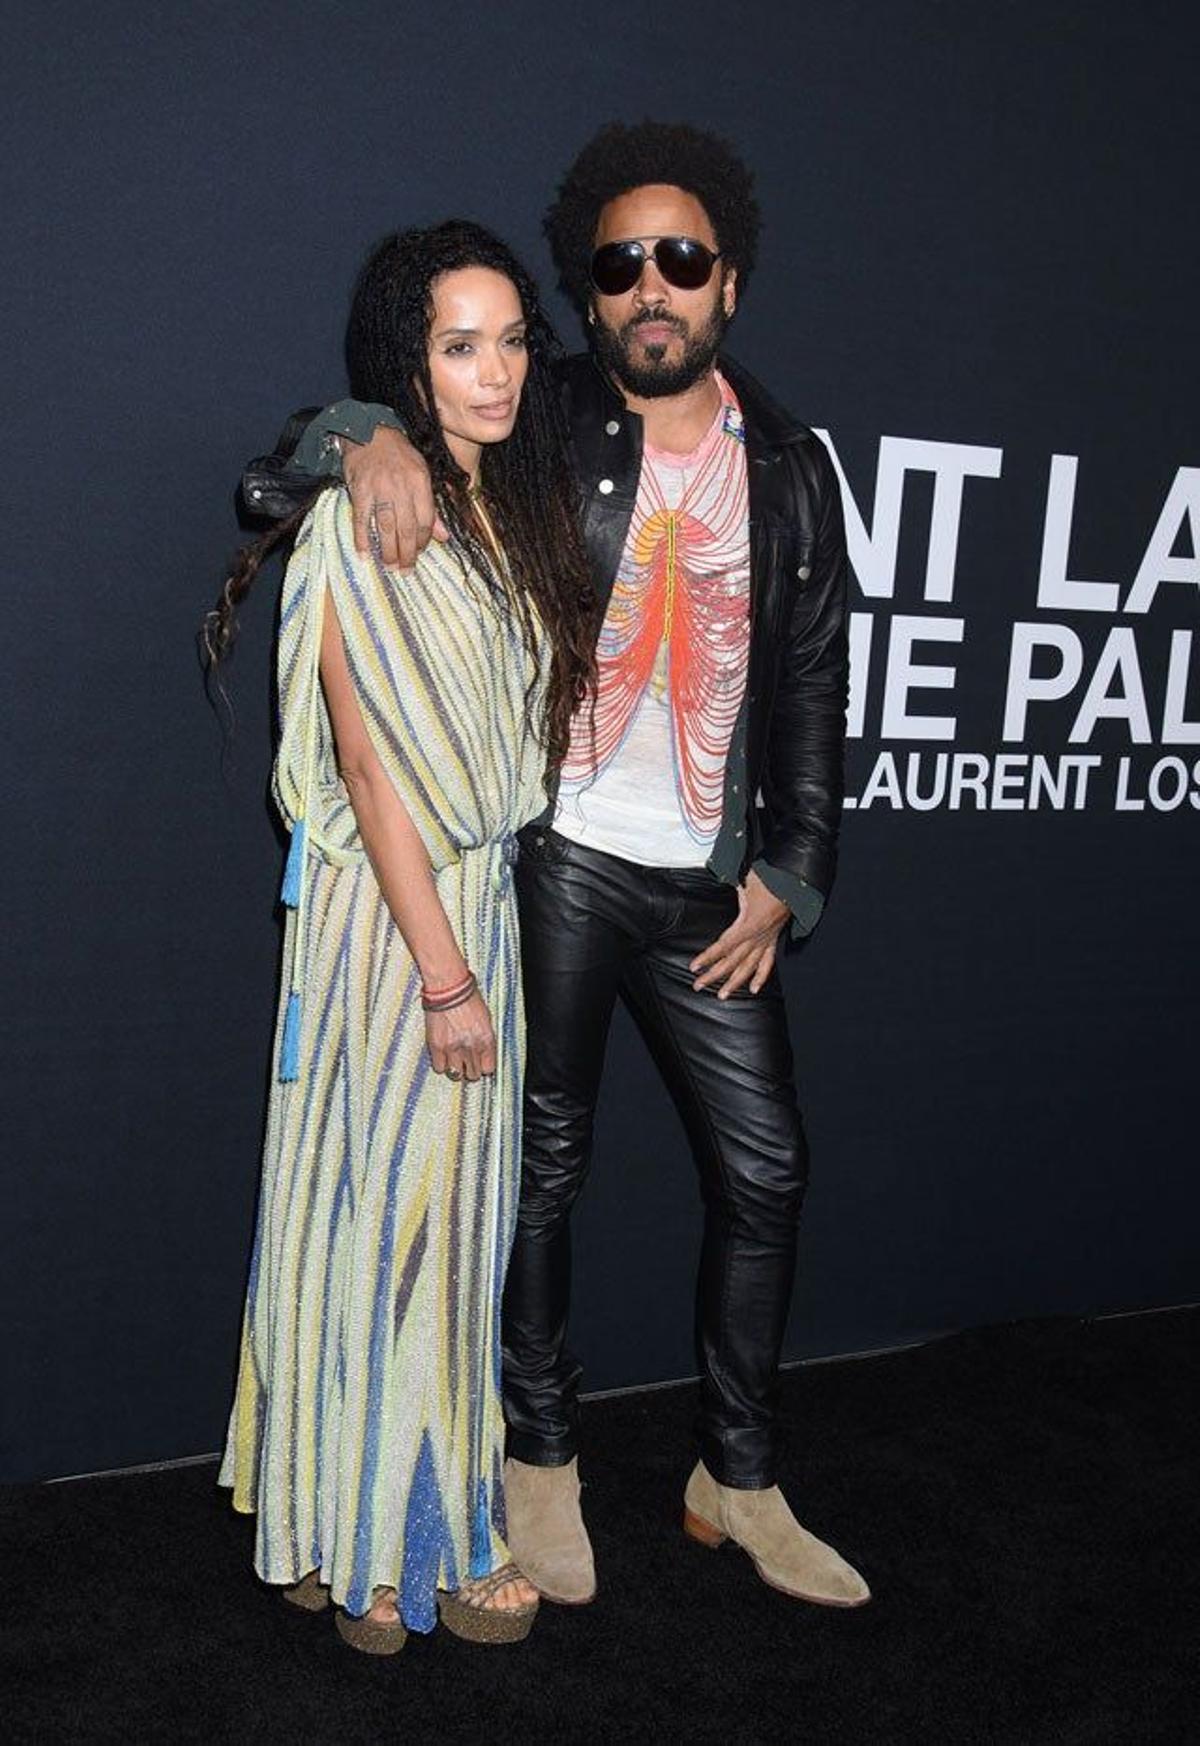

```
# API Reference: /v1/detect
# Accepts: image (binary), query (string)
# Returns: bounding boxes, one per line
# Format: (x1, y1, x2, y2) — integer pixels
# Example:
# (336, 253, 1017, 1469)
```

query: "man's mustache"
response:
(623, 308, 688, 338)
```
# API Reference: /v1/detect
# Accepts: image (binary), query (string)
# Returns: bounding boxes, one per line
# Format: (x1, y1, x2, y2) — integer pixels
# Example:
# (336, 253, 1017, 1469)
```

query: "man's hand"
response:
(690, 869, 790, 999)
(342, 426, 448, 569)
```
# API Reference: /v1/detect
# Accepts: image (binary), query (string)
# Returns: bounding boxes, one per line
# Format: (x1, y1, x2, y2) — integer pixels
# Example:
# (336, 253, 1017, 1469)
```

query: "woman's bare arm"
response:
(318, 592, 495, 1079)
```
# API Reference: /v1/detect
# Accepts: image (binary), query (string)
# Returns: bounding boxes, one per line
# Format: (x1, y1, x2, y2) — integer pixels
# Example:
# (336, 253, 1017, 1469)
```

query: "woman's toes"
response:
(366, 1586, 399, 1624)
(488, 1576, 536, 1611)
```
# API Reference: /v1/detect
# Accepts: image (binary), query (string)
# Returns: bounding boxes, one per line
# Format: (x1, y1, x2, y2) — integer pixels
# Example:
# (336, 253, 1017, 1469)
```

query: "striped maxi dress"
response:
(219, 488, 549, 1631)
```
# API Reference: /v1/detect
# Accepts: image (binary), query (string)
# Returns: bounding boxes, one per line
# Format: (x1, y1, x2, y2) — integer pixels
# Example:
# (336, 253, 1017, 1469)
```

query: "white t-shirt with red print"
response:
(555, 373, 752, 868)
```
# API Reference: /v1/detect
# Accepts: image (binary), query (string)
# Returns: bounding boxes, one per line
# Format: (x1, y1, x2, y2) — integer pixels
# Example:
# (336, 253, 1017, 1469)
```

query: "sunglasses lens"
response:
(590, 242, 644, 296)
(589, 238, 719, 295)
(656, 238, 717, 288)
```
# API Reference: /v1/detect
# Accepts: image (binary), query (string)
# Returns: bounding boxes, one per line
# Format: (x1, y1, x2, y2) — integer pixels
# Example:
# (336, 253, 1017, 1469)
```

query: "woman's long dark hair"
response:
(205, 220, 596, 783)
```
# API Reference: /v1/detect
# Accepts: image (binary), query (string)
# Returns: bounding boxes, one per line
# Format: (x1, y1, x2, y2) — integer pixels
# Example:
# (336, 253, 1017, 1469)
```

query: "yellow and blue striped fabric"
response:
(218, 489, 548, 1630)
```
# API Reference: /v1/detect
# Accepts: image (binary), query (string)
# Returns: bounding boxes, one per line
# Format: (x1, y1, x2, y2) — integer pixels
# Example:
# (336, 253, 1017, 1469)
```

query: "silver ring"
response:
(446, 1067, 462, 1082)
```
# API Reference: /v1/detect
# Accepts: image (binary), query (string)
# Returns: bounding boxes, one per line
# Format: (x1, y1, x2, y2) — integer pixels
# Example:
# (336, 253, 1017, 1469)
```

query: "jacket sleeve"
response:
(240, 400, 405, 521)
(755, 435, 850, 934)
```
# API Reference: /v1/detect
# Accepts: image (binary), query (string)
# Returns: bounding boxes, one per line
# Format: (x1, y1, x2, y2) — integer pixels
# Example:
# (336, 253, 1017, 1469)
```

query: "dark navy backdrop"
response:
(2, 0, 1196, 1481)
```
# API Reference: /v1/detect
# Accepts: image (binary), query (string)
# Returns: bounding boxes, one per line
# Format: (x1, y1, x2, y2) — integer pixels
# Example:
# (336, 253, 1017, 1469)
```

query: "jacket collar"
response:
(561, 348, 806, 456)
(716, 354, 809, 451)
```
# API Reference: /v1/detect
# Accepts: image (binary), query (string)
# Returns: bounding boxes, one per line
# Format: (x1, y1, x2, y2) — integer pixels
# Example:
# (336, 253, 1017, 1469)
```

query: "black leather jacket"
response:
(560, 352, 848, 923)
(241, 351, 849, 930)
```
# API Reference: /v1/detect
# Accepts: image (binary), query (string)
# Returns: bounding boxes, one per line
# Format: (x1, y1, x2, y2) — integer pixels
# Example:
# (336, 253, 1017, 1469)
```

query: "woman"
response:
(204, 222, 595, 1653)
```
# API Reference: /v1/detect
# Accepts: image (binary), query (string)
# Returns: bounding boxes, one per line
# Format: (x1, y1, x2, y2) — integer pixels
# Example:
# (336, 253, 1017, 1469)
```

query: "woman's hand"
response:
(425, 992, 496, 1083)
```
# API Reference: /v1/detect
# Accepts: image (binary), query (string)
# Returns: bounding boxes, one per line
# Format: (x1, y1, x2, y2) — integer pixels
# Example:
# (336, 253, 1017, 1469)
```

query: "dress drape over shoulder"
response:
(219, 489, 548, 1630)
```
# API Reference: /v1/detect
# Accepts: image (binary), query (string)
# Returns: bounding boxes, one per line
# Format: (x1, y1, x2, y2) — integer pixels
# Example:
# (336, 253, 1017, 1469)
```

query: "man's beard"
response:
(592, 300, 728, 398)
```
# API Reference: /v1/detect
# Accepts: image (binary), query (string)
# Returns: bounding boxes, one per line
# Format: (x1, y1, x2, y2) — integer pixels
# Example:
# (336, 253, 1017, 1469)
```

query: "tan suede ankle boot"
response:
(684, 1461, 870, 1607)
(503, 1456, 597, 1605)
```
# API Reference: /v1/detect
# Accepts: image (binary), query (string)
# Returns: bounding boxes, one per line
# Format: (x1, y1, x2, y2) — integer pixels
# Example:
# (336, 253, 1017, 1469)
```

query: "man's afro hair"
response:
(544, 120, 761, 311)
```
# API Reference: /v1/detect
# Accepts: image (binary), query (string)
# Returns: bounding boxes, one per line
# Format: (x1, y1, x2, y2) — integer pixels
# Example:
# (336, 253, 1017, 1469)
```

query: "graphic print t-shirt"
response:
(555, 374, 751, 867)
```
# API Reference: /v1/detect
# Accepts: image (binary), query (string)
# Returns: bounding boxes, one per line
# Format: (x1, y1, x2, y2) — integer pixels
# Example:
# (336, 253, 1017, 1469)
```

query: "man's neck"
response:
(623, 368, 723, 454)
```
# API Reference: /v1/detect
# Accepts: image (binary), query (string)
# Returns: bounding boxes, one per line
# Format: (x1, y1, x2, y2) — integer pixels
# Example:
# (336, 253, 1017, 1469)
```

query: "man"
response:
(244, 121, 868, 1610)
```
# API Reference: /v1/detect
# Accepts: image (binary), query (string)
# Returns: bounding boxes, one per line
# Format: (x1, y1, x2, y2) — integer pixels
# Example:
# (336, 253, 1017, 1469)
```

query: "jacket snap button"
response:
(598, 478, 614, 495)
(797, 564, 811, 581)
(605, 419, 620, 436)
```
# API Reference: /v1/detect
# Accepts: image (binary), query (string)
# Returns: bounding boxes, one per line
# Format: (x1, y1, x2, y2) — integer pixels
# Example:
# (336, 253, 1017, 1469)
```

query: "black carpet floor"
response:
(3, 1308, 1197, 1744)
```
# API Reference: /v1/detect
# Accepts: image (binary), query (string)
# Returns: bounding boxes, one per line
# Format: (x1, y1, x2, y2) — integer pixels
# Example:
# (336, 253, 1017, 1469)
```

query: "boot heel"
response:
(684, 1508, 727, 1549)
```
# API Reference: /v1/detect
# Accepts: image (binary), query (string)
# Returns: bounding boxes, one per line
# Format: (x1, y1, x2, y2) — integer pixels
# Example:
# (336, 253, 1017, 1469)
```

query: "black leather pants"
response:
(502, 829, 809, 1488)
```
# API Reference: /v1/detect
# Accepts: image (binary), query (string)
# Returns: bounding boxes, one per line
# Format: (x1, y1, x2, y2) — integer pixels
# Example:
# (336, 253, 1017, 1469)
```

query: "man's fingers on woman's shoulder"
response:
(350, 503, 374, 556)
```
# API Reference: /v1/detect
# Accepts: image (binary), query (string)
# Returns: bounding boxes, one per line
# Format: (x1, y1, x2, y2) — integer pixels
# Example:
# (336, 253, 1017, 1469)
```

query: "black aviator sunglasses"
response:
(589, 235, 723, 297)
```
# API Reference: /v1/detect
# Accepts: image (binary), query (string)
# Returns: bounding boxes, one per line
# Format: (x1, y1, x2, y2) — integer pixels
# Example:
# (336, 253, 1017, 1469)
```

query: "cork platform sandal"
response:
(281, 1570, 330, 1612)
(438, 1563, 539, 1644)
(334, 1589, 408, 1656)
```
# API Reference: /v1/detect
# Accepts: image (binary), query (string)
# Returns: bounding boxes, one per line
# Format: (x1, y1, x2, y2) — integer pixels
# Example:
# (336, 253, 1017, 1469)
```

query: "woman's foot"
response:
(335, 1586, 408, 1655)
(365, 1585, 401, 1625)
(281, 1569, 329, 1611)
(457, 1569, 539, 1613)
(439, 1562, 540, 1643)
